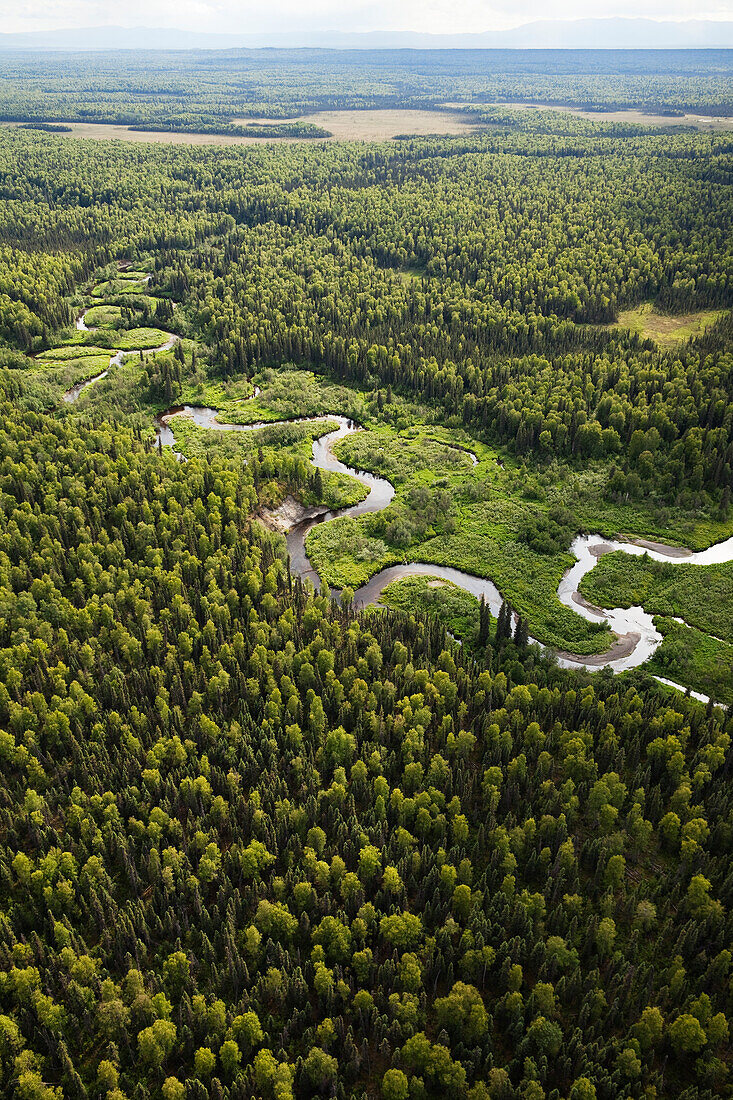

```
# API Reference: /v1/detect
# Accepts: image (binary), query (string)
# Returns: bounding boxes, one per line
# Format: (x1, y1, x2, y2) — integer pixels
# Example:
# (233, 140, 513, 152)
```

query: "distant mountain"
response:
(0, 20, 732, 51)
(492, 19, 733, 49)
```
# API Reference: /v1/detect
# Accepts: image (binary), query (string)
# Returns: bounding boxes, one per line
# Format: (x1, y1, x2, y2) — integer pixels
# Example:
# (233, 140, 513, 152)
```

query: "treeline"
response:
(18, 122, 72, 134)
(128, 121, 331, 139)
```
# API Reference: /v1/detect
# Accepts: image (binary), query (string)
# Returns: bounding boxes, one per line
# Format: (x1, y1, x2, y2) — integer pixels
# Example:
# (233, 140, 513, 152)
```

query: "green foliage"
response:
(634, 1006, 664, 1049)
(520, 504, 577, 556)
(669, 1013, 707, 1054)
(581, 552, 733, 643)
(434, 982, 488, 1042)
(193, 1047, 216, 1077)
(382, 1068, 410, 1100)
(380, 575, 483, 643)
(0, 385, 729, 1094)
(380, 911, 423, 949)
(303, 1046, 338, 1087)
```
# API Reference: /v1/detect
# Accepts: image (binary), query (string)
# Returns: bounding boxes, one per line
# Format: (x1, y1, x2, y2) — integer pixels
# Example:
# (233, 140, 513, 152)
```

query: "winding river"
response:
(62, 309, 179, 404)
(154, 402, 732, 701)
(61, 319, 731, 702)
(555, 534, 733, 676)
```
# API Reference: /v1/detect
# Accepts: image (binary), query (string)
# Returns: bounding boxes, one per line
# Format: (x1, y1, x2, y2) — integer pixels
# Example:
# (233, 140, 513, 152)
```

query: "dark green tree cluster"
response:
(154, 131, 731, 502)
(0, 245, 85, 349)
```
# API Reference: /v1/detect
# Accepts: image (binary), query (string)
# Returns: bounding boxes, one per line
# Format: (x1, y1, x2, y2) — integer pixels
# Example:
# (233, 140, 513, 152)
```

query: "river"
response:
(155, 402, 732, 701)
(62, 309, 178, 403)
(55, 289, 732, 703)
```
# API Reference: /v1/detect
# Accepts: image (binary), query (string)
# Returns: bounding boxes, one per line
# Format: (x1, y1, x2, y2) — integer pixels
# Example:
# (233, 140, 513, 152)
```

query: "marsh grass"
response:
(92, 278, 149, 297)
(83, 304, 125, 326)
(580, 551, 733, 643)
(601, 302, 726, 348)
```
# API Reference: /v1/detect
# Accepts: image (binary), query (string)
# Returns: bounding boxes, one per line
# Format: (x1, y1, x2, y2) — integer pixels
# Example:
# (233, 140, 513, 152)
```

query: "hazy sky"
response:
(3, 0, 732, 34)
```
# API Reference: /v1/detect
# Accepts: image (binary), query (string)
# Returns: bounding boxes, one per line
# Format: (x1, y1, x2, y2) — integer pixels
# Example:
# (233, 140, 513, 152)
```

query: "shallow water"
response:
(654, 676, 727, 710)
(555, 535, 663, 672)
(554, 533, 733, 672)
(286, 416, 396, 587)
(62, 369, 109, 403)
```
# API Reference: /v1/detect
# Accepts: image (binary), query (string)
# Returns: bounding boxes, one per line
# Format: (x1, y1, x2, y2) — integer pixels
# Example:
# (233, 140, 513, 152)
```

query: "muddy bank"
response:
(555, 630, 641, 668)
(260, 496, 329, 535)
(627, 537, 692, 558)
(589, 542, 616, 558)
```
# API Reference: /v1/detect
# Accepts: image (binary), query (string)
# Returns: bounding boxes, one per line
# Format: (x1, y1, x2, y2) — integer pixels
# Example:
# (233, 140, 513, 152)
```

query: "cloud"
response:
(1, 0, 727, 34)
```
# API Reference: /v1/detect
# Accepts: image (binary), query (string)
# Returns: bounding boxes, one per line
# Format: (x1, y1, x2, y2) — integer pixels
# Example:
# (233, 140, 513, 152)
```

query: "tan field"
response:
(232, 109, 479, 140)
(2, 109, 479, 146)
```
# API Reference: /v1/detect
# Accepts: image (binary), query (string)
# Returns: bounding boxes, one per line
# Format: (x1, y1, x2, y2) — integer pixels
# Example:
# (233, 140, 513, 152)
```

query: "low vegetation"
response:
(581, 551, 733, 643)
(602, 302, 727, 348)
(379, 575, 483, 642)
(649, 618, 733, 705)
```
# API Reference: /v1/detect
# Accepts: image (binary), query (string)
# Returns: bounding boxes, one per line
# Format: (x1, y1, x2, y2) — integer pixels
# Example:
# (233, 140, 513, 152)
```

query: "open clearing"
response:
(602, 302, 726, 347)
(233, 110, 479, 140)
(2, 110, 478, 145)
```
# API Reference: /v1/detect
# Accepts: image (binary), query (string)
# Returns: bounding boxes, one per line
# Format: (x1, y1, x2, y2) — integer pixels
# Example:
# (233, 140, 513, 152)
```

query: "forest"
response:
(0, 51, 732, 1100)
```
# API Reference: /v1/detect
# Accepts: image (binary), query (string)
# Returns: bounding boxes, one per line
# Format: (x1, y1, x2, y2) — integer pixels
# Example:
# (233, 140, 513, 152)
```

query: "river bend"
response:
(155, 403, 732, 697)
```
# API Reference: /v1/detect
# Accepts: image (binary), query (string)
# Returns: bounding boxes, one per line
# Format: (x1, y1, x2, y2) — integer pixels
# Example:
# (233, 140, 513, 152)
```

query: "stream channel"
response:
(62, 306, 178, 403)
(65, 345, 732, 702)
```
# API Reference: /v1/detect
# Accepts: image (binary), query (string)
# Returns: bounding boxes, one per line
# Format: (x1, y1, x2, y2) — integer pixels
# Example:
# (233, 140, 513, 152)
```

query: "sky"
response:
(3, 0, 732, 35)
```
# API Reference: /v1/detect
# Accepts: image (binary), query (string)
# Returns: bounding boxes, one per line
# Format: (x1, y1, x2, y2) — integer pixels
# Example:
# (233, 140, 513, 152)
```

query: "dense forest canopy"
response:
(0, 50, 731, 1100)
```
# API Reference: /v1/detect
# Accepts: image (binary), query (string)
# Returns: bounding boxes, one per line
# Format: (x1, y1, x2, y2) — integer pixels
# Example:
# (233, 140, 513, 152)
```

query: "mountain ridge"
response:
(1, 19, 732, 51)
